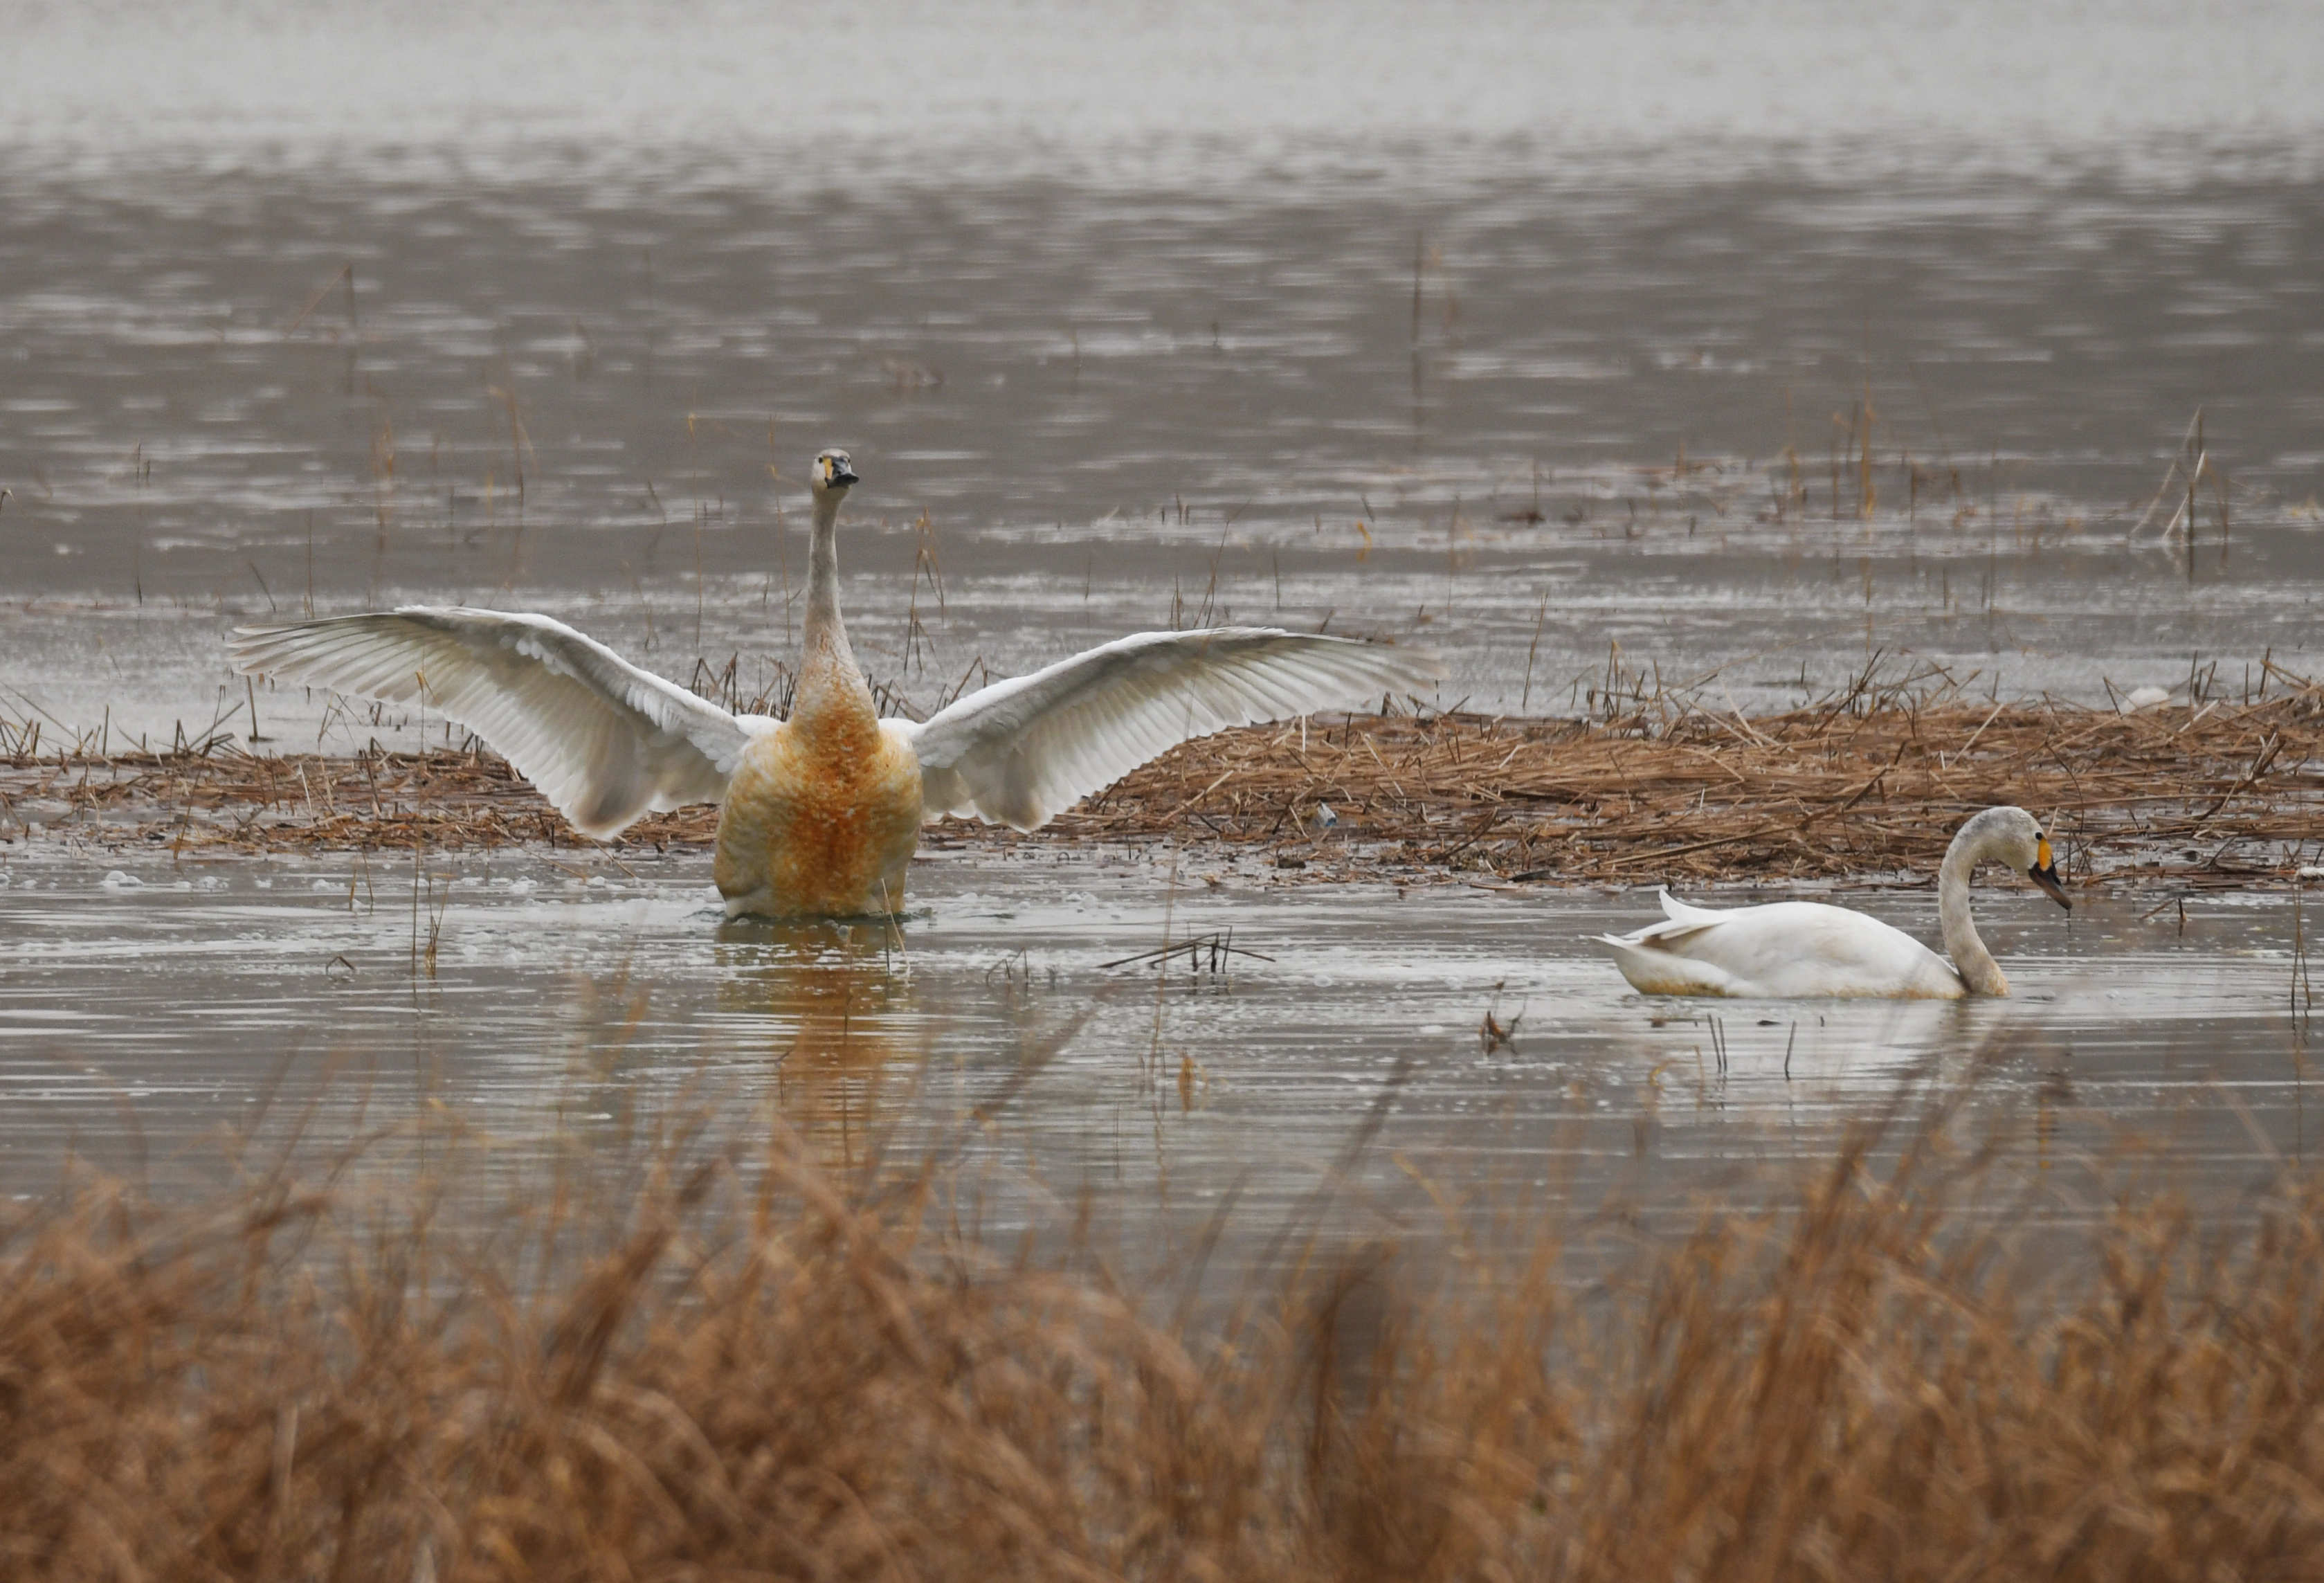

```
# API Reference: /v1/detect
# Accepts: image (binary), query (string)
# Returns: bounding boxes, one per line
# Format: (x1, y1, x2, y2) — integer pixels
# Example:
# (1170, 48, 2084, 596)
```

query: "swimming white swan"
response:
(1592, 806, 2070, 998)
(231, 450, 1444, 919)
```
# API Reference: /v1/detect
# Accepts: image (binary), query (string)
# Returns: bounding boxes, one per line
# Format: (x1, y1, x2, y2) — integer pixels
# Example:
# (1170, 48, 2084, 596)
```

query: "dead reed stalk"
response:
(2, 1076, 2323, 1580)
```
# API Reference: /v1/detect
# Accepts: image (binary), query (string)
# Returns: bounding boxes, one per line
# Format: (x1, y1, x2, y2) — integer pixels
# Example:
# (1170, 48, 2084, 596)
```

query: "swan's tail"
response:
(1586, 928, 1742, 997)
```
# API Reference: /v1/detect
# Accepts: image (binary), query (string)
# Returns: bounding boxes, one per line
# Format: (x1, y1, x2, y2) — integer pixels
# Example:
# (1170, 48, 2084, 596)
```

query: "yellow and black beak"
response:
(2028, 835, 2070, 911)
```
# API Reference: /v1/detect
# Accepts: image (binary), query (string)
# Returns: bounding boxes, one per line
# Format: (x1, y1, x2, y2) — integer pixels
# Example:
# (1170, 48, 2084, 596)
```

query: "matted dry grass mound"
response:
(3, 1092, 2323, 1580)
(1062, 682, 2324, 887)
(4, 671, 2319, 886)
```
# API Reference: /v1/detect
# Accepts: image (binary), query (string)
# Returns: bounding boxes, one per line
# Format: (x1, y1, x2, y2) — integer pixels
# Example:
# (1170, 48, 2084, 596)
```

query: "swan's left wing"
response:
(901, 626, 1444, 831)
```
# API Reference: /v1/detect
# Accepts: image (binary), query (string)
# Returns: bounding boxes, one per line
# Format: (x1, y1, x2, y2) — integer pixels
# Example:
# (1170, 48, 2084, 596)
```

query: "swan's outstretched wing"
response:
(902, 626, 1444, 831)
(230, 606, 752, 840)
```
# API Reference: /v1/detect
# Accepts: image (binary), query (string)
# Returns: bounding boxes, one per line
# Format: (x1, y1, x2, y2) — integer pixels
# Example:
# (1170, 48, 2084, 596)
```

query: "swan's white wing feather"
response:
(230, 606, 750, 840)
(1597, 901, 1963, 998)
(902, 627, 1444, 831)
(1590, 932, 1750, 996)
(1656, 889, 1731, 926)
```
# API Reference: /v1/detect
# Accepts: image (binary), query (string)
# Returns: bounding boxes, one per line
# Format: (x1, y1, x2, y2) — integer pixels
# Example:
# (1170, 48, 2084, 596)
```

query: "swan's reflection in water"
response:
(714, 919, 925, 1168)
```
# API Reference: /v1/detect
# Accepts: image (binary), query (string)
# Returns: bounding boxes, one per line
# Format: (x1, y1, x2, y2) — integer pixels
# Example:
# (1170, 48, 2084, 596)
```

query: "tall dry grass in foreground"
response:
(3, 1101, 2323, 1580)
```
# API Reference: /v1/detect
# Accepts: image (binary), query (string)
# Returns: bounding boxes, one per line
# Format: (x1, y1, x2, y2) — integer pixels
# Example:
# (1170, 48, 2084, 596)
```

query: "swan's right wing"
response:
(903, 626, 1444, 831)
(230, 606, 752, 839)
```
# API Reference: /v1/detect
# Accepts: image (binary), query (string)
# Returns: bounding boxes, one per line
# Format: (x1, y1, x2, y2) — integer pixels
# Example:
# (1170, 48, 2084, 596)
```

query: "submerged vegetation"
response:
(3, 1071, 2323, 1580)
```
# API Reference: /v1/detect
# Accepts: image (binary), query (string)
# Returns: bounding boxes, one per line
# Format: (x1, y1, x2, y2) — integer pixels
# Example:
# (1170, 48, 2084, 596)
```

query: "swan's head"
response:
(1969, 805, 2069, 910)
(810, 449, 860, 497)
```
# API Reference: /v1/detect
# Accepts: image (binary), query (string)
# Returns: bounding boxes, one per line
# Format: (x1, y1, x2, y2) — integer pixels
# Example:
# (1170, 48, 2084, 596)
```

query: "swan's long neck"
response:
(795, 489, 873, 731)
(1937, 822, 2008, 995)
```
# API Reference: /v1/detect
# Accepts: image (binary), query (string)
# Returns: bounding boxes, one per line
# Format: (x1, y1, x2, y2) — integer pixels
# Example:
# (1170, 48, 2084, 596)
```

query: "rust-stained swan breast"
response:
(714, 712, 923, 919)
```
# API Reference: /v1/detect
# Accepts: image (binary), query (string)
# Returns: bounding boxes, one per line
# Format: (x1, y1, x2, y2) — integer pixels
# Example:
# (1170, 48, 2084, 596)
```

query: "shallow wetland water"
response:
(3, 1, 2323, 1274)
(1, 833, 2313, 1275)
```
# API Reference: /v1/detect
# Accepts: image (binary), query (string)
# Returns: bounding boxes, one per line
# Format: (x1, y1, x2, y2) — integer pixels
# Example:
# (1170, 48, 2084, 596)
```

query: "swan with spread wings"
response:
(231, 451, 1444, 919)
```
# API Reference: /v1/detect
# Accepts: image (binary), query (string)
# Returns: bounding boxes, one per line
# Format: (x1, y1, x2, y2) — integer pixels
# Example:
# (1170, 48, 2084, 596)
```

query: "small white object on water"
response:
(1314, 803, 1338, 829)
(101, 871, 143, 890)
(2123, 686, 2171, 712)
(2299, 866, 2324, 880)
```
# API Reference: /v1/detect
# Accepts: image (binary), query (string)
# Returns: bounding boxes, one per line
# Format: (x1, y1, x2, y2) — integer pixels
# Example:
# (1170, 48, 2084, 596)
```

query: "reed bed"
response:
(4, 1076, 2323, 1580)
(6, 668, 2318, 887)
(1066, 670, 2324, 887)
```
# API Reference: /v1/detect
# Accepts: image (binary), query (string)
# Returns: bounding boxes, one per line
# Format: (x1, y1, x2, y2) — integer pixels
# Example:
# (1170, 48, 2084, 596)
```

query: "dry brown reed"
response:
(11, 664, 2317, 889)
(4, 1077, 2323, 1580)
(1064, 662, 2324, 887)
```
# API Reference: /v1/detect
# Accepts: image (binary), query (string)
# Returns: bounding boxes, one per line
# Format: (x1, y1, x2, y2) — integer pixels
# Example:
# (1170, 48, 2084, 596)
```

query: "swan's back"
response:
(1592, 896, 1965, 999)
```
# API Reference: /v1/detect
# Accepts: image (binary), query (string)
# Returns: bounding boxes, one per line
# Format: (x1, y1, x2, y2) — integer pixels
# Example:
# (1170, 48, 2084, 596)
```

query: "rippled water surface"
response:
(4, 4, 2323, 750)
(1, 842, 2314, 1258)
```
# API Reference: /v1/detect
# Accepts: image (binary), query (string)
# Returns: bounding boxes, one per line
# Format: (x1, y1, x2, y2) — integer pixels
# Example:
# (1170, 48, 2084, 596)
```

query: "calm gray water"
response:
(5, 1, 2323, 750)
(3, 0, 2321, 1242)
(0, 840, 2314, 1263)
